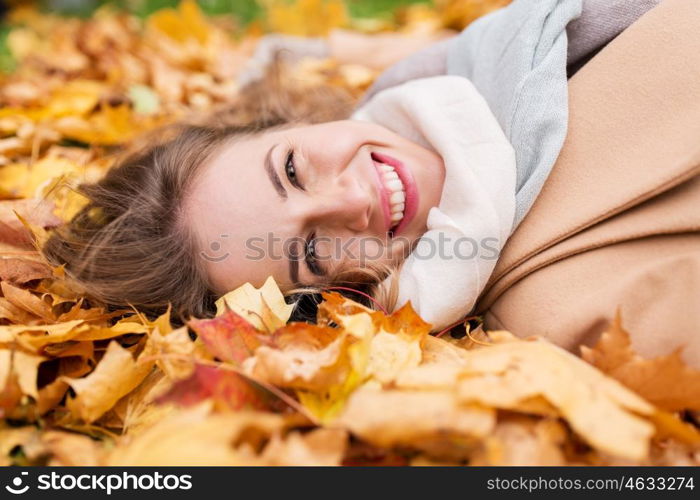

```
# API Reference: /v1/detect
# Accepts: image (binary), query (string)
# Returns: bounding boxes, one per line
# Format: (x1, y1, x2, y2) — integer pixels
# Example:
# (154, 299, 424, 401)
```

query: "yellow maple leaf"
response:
(44, 80, 104, 118)
(215, 276, 294, 332)
(54, 104, 164, 145)
(262, 0, 349, 36)
(146, 0, 210, 45)
(337, 384, 496, 450)
(63, 339, 156, 423)
(106, 403, 287, 465)
(11, 350, 46, 400)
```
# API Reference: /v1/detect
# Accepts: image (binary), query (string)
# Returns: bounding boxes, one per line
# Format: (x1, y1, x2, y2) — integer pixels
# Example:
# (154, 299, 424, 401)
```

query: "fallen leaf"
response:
(41, 430, 104, 466)
(0, 320, 87, 350)
(189, 309, 263, 365)
(214, 276, 294, 332)
(258, 428, 347, 466)
(455, 338, 655, 461)
(0, 425, 40, 466)
(0, 199, 61, 249)
(1, 281, 55, 322)
(0, 258, 51, 285)
(150, 325, 196, 379)
(470, 416, 568, 466)
(12, 350, 45, 399)
(157, 363, 288, 413)
(106, 403, 286, 466)
(336, 383, 495, 454)
(581, 314, 700, 411)
(62, 340, 155, 423)
(263, 0, 349, 36)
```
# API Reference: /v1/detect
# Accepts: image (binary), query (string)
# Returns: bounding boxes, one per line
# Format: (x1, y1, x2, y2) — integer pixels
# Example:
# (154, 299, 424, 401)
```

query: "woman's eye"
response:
(285, 150, 303, 189)
(305, 235, 324, 276)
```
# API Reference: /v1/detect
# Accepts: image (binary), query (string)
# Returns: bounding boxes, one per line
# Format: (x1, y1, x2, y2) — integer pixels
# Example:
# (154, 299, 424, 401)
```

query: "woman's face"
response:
(185, 120, 445, 294)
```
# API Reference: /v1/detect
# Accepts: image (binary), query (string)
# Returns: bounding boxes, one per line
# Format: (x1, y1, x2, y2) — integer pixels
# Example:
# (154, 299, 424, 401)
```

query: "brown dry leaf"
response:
(36, 379, 71, 416)
(365, 304, 430, 384)
(0, 350, 11, 388)
(41, 430, 104, 466)
(0, 297, 37, 324)
(106, 403, 287, 465)
(12, 350, 46, 399)
(0, 364, 23, 419)
(337, 383, 495, 456)
(63, 340, 155, 423)
(455, 338, 656, 461)
(0, 425, 41, 466)
(581, 315, 700, 411)
(120, 371, 176, 437)
(1, 281, 55, 322)
(249, 311, 374, 422)
(242, 298, 375, 394)
(71, 317, 149, 342)
(149, 325, 196, 379)
(0, 199, 61, 249)
(650, 439, 700, 466)
(0, 320, 87, 350)
(258, 428, 347, 466)
(0, 258, 51, 285)
(245, 327, 351, 392)
(471, 416, 569, 466)
(214, 276, 294, 332)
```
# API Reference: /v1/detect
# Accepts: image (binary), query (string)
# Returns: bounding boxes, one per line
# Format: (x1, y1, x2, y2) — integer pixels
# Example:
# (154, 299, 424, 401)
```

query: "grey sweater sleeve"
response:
(567, 0, 663, 73)
(360, 0, 662, 104)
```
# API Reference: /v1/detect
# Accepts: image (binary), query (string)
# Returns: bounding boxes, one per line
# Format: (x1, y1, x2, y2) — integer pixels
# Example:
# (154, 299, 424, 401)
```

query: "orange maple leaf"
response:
(581, 313, 700, 411)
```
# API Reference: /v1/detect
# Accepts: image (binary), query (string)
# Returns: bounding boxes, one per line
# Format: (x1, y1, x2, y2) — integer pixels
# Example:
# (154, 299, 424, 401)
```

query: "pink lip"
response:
(371, 152, 419, 237)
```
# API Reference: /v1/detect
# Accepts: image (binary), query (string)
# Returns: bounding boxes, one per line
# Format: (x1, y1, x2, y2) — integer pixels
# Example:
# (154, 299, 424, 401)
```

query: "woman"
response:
(43, 0, 700, 366)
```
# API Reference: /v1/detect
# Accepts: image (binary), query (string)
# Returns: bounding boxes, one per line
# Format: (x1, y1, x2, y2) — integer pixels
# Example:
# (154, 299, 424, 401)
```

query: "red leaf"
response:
(0, 199, 62, 249)
(157, 364, 287, 412)
(188, 310, 264, 365)
(0, 258, 51, 285)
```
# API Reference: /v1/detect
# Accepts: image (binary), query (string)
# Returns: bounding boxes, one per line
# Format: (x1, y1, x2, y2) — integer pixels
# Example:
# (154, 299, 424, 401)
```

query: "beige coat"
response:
(475, 0, 700, 367)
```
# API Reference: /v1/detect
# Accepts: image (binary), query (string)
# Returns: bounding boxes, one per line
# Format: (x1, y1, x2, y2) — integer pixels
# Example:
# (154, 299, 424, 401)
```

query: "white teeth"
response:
(386, 179, 402, 191)
(374, 156, 407, 229)
(383, 171, 399, 181)
(390, 190, 405, 204)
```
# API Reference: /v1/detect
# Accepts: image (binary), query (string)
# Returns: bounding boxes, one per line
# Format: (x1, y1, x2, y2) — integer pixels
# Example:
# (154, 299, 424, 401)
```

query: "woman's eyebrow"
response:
(265, 143, 287, 200)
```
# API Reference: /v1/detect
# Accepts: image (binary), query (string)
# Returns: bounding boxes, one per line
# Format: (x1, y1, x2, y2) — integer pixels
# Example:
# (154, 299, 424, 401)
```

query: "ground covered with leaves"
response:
(0, 0, 699, 466)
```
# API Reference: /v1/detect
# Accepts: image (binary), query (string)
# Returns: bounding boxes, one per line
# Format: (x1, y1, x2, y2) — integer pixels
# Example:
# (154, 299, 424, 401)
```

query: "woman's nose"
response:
(313, 179, 371, 232)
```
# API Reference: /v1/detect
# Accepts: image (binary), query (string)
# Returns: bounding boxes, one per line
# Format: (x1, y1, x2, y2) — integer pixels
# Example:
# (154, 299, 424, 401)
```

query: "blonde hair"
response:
(42, 63, 400, 322)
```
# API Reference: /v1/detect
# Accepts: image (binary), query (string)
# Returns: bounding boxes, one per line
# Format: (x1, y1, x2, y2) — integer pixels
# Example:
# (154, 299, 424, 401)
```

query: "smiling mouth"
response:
(371, 152, 406, 234)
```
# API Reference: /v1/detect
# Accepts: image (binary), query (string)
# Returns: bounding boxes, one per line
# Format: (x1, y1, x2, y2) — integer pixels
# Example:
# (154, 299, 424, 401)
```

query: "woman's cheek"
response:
(338, 237, 389, 270)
